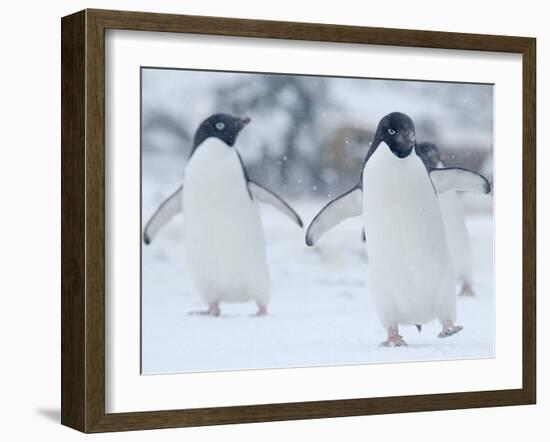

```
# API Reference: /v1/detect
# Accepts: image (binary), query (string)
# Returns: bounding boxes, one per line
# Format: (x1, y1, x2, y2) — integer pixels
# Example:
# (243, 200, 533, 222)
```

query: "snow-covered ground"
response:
(141, 183, 494, 375)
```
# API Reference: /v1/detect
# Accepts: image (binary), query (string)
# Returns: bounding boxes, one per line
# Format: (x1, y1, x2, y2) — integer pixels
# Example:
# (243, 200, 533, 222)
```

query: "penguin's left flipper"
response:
(143, 185, 183, 245)
(430, 167, 491, 194)
(248, 180, 303, 228)
(305, 186, 363, 246)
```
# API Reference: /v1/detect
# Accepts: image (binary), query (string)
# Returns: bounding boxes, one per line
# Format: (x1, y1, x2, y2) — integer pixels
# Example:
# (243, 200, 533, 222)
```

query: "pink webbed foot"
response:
(252, 304, 268, 317)
(438, 321, 463, 338)
(380, 326, 408, 347)
(189, 301, 220, 317)
(459, 280, 476, 297)
(380, 335, 408, 347)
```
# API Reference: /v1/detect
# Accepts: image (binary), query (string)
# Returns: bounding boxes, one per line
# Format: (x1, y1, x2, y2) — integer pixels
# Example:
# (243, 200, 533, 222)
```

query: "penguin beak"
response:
(239, 116, 251, 128)
(406, 130, 416, 148)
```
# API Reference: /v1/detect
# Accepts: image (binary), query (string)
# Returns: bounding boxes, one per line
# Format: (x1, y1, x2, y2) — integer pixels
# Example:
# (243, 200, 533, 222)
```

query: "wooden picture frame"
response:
(61, 8, 536, 433)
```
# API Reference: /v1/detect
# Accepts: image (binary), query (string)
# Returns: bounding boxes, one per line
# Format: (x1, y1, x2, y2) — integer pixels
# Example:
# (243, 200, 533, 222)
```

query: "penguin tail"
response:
(415, 324, 422, 333)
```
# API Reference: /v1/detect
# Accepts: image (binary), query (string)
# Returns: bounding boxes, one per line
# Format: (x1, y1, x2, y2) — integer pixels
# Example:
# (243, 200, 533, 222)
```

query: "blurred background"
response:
(141, 68, 493, 201)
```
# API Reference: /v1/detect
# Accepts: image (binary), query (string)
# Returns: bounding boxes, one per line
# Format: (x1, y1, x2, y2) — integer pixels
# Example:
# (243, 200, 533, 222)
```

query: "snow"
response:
(141, 190, 494, 375)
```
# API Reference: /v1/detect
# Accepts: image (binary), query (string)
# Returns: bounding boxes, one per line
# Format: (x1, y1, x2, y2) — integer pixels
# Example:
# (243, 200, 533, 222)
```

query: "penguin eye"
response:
(215, 122, 225, 130)
(388, 128, 396, 135)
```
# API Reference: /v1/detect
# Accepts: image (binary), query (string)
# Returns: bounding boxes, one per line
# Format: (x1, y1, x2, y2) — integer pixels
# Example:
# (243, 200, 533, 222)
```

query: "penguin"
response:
(143, 113, 303, 317)
(416, 142, 476, 297)
(305, 112, 490, 346)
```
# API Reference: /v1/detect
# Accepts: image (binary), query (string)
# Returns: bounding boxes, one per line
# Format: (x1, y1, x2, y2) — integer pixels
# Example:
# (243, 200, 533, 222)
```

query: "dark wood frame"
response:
(61, 8, 536, 433)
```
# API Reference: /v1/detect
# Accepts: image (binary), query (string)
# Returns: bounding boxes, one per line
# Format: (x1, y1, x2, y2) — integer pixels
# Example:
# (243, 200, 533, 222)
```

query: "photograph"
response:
(140, 67, 494, 375)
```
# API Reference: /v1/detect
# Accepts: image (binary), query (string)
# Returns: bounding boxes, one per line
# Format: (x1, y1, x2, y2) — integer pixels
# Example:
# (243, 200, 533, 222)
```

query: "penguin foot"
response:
(188, 309, 221, 317)
(459, 281, 476, 297)
(438, 324, 463, 338)
(189, 302, 221, 317)
(251, 304, 268, 317)
(380, 335, 408, 347)
(380, 326, 407, 347)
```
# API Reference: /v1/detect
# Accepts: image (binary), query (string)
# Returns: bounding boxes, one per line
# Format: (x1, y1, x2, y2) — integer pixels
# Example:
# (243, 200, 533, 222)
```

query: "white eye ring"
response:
(215, 122, 225, 130)
(388, 128, 396, 135)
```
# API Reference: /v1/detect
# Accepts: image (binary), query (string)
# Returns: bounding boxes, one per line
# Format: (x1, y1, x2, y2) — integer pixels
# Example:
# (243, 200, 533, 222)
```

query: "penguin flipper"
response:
(305, 186, 363, 246)
(430, 168, 491, 194)
(247, 180, 303, 228)
(143, 185, 183, 245)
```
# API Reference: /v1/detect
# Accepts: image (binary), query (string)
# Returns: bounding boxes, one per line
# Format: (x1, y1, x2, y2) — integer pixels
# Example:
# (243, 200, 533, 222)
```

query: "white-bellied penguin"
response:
(144, 114, 303, 316)
(306, 112, 490, 346)
(416, 142, 477, 297)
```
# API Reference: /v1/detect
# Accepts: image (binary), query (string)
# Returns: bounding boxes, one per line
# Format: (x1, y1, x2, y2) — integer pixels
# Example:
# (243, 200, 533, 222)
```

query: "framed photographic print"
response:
(61, 9, 536, 433)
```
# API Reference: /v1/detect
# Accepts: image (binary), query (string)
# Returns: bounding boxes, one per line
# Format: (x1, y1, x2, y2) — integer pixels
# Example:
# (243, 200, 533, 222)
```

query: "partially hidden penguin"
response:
(416, 142, 477, 297)
(305, 112, 491, 346)
(143, 113, 303, 317)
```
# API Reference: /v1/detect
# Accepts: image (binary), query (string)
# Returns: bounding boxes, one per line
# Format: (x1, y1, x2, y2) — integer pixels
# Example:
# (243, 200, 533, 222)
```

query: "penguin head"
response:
(415, 142, 442, 169)
(193, 113, 251, 149)
(374, 112, 416, 159)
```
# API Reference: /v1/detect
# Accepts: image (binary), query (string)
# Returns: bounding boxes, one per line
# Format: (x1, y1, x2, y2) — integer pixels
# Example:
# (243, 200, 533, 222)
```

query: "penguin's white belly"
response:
(182, 139, 269, 304)
(438, 191, 472, 282)
(363, 145, 454, 326)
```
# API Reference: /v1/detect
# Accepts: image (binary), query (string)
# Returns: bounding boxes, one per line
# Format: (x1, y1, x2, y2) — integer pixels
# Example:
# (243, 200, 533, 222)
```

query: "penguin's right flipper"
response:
(248, 180, 303, 228)
(143, 185, 183, 245)
(305, 186, 363, 246)
(430, 168, 491, 194)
